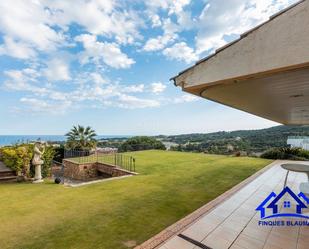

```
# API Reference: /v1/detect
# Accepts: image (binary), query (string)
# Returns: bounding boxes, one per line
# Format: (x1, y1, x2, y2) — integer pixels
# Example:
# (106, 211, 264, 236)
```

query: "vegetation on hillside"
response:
(162, 125, 309, 155)
(119, 136, 166, 152)
(65, 125, 97, 150)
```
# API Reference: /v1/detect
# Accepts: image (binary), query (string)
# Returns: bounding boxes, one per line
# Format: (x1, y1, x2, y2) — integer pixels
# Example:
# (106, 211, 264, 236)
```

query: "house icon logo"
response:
(256, 186, 309, 219)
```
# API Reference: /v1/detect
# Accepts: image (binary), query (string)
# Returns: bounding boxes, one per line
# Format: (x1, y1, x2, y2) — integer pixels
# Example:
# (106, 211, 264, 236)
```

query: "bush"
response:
(0, 145, 33, 176)
(261, 147, 309, 161)
(119, 136, 166, 152)
(53, 145, 64, 163)
(0, 144, 55, 178)
(41, 146, 56, 178)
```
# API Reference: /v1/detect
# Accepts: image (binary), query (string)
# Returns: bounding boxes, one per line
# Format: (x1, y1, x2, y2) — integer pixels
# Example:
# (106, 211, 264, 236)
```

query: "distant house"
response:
(96, 147, 118, 154)
(162, 141, 178, 150)
(287, 136, 309, 150)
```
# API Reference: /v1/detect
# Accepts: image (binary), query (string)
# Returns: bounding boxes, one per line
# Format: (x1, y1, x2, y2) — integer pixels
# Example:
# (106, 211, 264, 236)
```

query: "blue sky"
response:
(0, 0, 297, 135)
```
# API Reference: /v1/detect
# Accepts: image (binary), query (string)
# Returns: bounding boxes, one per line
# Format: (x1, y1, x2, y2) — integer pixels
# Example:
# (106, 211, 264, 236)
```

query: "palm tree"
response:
(65, 125, 97, 150)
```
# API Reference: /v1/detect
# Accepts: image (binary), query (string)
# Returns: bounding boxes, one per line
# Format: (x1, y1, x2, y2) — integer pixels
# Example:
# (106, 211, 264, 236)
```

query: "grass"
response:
(0, 150, 272, 249)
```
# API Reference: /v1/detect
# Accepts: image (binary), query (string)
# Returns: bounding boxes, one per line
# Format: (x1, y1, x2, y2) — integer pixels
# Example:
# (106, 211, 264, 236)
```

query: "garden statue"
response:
(32, 142, 45, 183)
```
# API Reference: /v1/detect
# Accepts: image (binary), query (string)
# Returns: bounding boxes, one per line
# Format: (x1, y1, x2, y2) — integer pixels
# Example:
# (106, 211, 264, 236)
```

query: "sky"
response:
(0, 0, 298, 135)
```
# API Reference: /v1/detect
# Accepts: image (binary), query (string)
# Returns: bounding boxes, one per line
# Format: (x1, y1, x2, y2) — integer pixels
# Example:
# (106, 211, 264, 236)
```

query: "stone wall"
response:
(96, 163, 132, 177)
(63, 160, 98, 180)
(63, 160, 133, 181)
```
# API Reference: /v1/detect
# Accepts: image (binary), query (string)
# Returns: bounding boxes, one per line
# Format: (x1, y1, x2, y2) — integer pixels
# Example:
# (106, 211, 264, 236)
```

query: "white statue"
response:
(32, 142, 45, 183)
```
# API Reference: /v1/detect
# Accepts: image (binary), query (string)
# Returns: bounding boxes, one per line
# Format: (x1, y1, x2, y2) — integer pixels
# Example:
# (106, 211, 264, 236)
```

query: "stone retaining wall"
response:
(96, 163, 133, 177)
(63, 160, 133, 180)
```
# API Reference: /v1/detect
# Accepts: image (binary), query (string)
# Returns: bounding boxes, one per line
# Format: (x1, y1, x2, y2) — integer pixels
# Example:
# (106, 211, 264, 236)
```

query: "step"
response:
(0, 176, 17, 182)
(0, 171, 16, 177)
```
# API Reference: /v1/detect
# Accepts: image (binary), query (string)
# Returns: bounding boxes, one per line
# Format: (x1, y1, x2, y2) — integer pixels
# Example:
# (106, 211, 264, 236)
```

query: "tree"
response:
(119, 136, 166, 152)
(65, 125, 97, 151)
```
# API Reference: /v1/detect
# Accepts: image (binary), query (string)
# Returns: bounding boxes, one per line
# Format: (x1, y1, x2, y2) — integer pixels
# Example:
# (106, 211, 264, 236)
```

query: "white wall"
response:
(287, 137, 309, 150)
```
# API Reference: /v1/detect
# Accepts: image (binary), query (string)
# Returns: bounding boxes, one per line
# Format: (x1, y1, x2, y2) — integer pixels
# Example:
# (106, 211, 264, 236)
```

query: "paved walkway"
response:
(137, 160, 309, 249)
(0, 161, 13, 172)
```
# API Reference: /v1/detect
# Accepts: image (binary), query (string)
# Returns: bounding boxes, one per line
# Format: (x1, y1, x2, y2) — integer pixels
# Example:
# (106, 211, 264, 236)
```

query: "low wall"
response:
(63, 160, 133, 181)
(96, 163, 133, 177)
(63, 160, 98, 180)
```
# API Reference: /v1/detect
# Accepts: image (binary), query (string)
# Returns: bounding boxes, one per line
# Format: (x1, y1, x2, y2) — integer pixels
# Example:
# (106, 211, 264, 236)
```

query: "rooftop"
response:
(172, 0, 309, 125)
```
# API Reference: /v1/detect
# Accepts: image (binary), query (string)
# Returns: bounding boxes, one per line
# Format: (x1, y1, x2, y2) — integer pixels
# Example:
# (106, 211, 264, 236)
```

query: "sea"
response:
(0, 135, 129, 146)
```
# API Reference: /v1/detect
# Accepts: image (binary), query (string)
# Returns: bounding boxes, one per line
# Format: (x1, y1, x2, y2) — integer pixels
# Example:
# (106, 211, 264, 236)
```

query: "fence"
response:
(64, 150, 136, 172)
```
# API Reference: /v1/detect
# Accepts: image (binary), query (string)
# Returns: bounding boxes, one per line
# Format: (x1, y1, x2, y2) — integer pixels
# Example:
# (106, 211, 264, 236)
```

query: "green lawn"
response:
(0, 151, 272, 249)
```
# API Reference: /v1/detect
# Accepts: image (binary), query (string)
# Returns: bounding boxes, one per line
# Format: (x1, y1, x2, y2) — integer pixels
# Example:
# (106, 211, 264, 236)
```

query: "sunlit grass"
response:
(0, 150, 271, 249)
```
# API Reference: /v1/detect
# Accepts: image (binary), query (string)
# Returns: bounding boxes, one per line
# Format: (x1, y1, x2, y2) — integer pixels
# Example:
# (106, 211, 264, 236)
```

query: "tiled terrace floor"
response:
(139, 160, 309, 249)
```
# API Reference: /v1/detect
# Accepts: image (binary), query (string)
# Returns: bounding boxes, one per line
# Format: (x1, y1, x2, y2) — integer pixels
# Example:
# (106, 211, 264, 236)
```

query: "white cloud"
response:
(44, 0, 143, 44)
(1, 0, 298, 116)
(196, 0, 296, 54)
(173, 94, 199, 103)
(20, 97, 72, 115)
(44, 58, 71, 81)
(0, 1, 64, 53)
(0, 36, 37, 59)
(167, 0, 191, 15)
(90, 72, 108, 85)
(117, 94, 160, 109)
(3, 69, 42, 92)
(145, 0, 191, 15)
(123, 84, 145, 93)
(143, 33, 177, 52)
(3, 67, 163, 114)
(75, 34, 135, 69)
(163, 42, 198, 63)
(142, 16, 181, 52)
(0, 0, 143, 60)
(151, 82, 166, 94)
(150, 14, 162, 27)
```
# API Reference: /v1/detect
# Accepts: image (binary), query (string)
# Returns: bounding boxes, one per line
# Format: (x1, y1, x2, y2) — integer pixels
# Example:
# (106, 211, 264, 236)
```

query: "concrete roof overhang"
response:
(172, 0, 309, 125)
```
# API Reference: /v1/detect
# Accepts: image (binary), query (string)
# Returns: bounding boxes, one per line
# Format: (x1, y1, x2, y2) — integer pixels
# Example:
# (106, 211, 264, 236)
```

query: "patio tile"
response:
(232, 234, 265, 249)
(241, 226, 269, 242)
(297, 231, 309, 243)
(265, 231, 297, 249)
(297, 239, 309, 249)
(144, 161, 309, 249)
(299, 226, 309, 236)
(229, 245, 247, 249)
(201, 234, 232, 249)
(163, 236, 195, 249)
(182, 216, 220, 241)
(262, 243, 285, 249)
(157, 245, 169, 249)
(208, 225, 240, 241)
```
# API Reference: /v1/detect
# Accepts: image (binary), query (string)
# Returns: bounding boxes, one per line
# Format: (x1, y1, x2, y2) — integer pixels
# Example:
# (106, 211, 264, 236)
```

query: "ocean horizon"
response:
(0, 135, 130, 146)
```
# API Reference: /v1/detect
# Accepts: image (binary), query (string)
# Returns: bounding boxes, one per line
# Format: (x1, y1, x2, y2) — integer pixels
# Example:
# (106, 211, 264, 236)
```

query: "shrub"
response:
(119, 136, 166, 152)
(234, 151, 241, 157)
(0, 145, 33, 176)
(53, 145, 64, 163)
(261, 147, 309, 161)
(0, 144, 55, 178)
(41, 146, 56, 178)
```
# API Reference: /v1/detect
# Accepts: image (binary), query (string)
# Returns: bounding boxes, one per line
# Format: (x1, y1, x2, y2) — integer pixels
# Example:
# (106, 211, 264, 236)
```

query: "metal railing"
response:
(64, 150, 136, 172)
